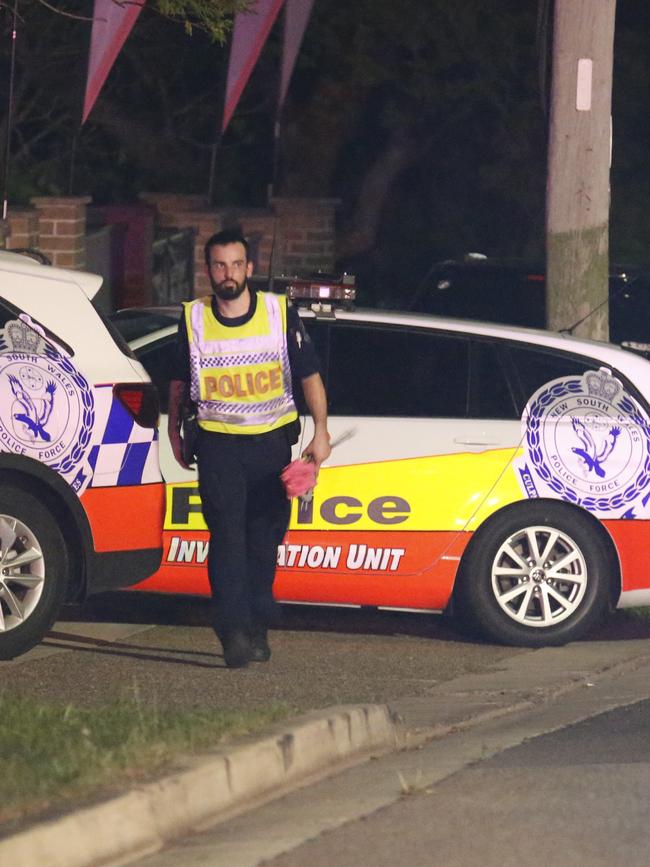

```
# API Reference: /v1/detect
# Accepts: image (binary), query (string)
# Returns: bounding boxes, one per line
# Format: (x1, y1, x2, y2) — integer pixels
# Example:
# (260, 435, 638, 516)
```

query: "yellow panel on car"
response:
(292, 448, 523, 532)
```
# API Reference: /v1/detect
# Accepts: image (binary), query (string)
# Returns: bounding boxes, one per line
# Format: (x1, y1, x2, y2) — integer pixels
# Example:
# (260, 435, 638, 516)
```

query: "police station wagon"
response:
(0, 251, 165, 659)
(113, 285, 650, 647)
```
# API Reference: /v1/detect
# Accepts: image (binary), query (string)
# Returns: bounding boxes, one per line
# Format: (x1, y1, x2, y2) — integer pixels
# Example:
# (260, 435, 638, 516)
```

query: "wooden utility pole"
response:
(546, 0, 617, 339)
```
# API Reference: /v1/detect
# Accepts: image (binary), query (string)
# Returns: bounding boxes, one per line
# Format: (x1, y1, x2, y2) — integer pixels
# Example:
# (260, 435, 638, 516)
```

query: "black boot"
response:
(250, 629, 271, 662)
(222, 631, 251, 668)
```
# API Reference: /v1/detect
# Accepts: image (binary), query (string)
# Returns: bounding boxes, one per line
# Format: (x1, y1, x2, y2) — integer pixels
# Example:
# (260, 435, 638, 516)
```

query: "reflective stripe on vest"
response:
(184, 292, 297, 435)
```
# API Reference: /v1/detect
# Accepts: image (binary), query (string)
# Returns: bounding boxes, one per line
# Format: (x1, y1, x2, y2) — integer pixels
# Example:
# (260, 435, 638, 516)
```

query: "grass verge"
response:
(0, 689, 292, 828)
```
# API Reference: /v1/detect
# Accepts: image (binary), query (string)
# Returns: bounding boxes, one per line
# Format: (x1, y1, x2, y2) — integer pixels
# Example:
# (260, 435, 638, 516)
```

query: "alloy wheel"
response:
(490, 525, 588, 629)
(0, 514, 46, 633)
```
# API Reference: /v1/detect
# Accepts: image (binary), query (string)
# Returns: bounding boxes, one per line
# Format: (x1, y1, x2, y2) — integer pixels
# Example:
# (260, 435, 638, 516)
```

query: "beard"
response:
(211, 276, 247, 300)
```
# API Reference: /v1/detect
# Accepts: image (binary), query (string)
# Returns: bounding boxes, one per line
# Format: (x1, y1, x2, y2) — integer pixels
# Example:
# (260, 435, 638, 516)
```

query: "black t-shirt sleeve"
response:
(286, 302, 321, 380)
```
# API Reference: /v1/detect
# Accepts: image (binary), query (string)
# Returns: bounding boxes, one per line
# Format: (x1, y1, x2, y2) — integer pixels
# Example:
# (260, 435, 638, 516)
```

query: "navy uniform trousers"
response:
(196, 424, 292, 640)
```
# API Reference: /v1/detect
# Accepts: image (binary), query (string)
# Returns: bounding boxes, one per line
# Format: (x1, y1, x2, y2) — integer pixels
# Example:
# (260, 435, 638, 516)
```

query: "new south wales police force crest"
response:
(516, 368, 650, 519)
(0, 316, 95, 493)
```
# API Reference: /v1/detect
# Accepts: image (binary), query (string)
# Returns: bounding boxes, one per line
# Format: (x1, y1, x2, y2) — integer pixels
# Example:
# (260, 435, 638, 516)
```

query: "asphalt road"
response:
(3, 593, 650, 714)
(131, 652, 650, 867)
(261, 696, 650, 867)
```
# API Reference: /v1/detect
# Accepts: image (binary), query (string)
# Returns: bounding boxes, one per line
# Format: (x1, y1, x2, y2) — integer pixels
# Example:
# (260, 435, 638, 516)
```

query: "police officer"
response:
(168, 228, 331, 668)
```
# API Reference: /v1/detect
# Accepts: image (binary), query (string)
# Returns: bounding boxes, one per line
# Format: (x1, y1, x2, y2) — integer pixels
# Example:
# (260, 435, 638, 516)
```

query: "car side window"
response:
(136, 337, 178, 413)
(0, 298, 17, 330)
(327, 324, 469, 417)
(507, 344, 595, 413)
(470, 340, 519, 419)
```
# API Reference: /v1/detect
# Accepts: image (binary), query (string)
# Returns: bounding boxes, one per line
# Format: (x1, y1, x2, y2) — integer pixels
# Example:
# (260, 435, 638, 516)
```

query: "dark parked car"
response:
(409, 255, 650, 353)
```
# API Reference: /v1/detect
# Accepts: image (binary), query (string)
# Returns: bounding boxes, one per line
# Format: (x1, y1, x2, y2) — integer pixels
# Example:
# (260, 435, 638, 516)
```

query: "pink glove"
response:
(281, 459, 318, 499)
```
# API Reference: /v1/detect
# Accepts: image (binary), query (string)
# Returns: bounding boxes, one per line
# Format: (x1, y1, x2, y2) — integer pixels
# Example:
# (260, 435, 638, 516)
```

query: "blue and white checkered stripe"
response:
(86, 387, 160, 488)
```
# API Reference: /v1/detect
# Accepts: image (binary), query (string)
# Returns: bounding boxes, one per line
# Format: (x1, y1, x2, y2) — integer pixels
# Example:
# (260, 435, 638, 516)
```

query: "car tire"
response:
(457, 502, 612, 647)
(0, 485, 69, 660)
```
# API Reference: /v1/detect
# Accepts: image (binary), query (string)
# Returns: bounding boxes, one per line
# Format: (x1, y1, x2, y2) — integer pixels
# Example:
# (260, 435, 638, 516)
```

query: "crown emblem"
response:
(584, 369, 621, 402)
(4, 319, 44, 355)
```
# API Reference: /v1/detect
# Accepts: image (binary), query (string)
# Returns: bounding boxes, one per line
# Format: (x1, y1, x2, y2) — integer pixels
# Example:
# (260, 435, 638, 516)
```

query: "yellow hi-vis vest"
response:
(184, 291, 298, 435)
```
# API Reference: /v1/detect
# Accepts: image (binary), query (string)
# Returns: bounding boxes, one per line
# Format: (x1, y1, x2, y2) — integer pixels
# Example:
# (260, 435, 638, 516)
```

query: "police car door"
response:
(278, 316, 522, 611)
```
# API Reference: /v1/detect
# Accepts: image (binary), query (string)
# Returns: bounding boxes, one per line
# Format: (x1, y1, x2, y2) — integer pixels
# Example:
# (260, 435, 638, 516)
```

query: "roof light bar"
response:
(286, 276, 356, 321)
(286, 282, 356, 303)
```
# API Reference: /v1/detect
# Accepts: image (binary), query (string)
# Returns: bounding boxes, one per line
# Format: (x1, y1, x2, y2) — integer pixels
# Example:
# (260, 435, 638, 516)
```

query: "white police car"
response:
(0, 251, 165, 659)
(112, 284, 650, 647)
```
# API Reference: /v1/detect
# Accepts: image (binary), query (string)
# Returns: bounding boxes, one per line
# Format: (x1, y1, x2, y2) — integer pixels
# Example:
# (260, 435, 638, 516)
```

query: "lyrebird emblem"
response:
(8, 374, 56, 441)
(570, 416, 621, 478)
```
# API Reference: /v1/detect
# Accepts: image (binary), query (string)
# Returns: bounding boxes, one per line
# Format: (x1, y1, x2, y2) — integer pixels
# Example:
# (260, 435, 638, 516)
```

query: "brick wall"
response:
(30, 196, 91, 269)
(1, 194, 339, 302)
(270, 197, 337, 275)
(4, 208, 39, 252)
(141, 194, 339, 297)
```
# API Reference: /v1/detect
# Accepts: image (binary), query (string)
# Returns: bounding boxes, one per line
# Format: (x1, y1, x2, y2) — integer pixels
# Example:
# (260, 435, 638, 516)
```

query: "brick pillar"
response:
(30, 196, 91, 270)
(5, 208, 40, 252)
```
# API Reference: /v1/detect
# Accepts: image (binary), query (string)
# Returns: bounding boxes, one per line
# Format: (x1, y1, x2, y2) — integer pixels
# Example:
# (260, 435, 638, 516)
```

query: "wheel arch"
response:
(0, 454, 93, 602)
(453, 497, 621, 611)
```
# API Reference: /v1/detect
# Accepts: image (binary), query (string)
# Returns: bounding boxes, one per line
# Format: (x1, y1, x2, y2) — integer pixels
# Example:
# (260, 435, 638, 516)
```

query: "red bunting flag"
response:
(82, 0, 145, 124)
(222, 0, 286, 133)
(279, 0, 314, 110)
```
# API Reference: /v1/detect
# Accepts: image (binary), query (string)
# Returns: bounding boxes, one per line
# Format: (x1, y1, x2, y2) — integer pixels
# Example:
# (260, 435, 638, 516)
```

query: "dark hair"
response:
(204, 227, 250, 266)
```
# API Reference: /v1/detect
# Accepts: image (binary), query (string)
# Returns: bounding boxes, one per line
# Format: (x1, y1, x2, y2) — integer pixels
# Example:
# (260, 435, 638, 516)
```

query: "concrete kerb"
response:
(4, 642, 650, 867)
(0, 704, 397, 867)
(390, 641, 650, 750)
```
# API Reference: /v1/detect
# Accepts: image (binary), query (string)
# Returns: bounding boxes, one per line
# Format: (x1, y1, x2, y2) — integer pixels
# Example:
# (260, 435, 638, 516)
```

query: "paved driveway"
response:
(3, 593, 650, 715)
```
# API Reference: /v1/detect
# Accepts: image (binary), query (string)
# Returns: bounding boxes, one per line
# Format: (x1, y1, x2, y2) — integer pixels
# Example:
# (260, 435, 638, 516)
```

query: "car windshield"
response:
(109, 308, 181, 342)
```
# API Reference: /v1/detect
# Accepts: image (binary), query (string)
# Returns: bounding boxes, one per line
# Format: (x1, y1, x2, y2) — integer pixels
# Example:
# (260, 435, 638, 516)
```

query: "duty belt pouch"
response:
(181, 400, 198, 465)
(285, 417, 301, 446)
